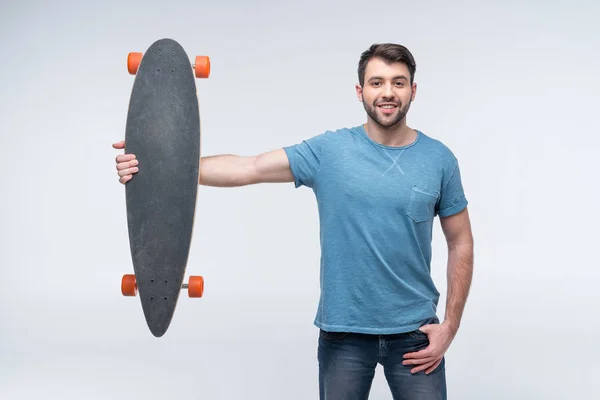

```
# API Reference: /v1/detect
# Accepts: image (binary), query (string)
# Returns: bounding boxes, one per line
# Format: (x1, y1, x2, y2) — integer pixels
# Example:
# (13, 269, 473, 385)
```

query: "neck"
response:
(364, 118, 417, 147)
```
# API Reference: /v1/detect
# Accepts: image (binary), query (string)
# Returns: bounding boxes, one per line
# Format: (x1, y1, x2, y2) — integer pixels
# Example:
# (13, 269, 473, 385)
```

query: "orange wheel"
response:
(121, 274, 137, 296)
(194, 56, 210, 79)
(127, 52, 143, 75)
(188, 276, 204, 298)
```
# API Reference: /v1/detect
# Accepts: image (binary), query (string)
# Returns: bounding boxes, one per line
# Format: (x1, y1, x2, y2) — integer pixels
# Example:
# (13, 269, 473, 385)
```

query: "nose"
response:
(382, 82, 394, 98)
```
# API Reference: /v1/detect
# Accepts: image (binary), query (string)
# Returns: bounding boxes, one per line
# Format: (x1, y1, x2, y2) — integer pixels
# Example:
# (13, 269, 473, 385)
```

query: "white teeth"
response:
(380, 105, 396, 109)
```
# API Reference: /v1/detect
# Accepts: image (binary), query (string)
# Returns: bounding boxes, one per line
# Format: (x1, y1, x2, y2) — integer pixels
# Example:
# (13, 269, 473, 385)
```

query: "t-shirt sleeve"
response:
(283, 132, 328, 189)
(436, 160, 468, 217)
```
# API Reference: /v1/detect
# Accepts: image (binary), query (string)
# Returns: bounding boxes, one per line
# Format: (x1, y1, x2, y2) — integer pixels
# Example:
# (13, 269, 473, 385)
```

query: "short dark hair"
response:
(358, 43, 416, 86)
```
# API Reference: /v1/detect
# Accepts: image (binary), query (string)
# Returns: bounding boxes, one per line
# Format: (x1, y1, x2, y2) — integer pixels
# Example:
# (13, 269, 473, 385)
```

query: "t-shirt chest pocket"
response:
(406, 185, 439, 223)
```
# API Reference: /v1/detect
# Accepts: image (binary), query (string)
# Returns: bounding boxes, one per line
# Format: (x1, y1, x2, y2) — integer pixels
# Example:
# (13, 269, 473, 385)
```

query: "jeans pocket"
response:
(407, 329, 428, 340)
(407, 185, 439, 223)
(319, 329, 350, 341)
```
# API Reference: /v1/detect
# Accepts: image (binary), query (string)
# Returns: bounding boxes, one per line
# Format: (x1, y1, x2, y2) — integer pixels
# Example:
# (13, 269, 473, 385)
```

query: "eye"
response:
(395, 81, 405, 87)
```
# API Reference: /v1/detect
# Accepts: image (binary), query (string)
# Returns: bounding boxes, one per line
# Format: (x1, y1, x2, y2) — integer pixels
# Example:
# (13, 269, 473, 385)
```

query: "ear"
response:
(411, 82, 417, 101)
(355, 84, 364, 102)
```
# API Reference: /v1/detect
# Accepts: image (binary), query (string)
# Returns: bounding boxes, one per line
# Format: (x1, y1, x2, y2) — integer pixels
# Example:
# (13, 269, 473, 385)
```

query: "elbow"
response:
(447, 235, 474, 253)
(244, 156, 259, 185)
(447, 224, 474, 250)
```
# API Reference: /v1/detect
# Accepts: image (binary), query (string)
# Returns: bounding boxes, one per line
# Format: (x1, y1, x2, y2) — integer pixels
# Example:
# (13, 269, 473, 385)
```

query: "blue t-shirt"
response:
(283, 125, 468, 335)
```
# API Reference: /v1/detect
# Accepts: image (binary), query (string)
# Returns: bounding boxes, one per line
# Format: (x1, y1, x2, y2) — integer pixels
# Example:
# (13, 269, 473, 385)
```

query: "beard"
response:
(363, 98, 412, 128)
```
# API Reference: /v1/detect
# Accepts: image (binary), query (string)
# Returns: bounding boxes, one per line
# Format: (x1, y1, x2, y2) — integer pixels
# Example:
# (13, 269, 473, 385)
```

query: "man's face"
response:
(356, 58, 416, 128)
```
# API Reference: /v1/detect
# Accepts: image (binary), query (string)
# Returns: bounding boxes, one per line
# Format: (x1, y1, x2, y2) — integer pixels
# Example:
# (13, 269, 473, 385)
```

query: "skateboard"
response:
(120, 38, 210, 337)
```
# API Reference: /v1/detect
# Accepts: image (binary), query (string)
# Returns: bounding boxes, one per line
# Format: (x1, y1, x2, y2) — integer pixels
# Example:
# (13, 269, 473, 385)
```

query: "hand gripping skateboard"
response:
(120, 38, 210, 337)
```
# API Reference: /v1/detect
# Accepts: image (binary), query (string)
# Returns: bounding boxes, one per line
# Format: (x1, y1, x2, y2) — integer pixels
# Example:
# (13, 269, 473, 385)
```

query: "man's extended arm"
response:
(199, 149, 294, 187)
(113, 141, 294, 187)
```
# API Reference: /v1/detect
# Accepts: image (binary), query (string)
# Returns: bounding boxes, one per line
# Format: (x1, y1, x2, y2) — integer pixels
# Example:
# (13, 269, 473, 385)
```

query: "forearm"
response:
(443, 241, 474, 334)
(198, 149, 293, 187)
(199, 154, 254, 187)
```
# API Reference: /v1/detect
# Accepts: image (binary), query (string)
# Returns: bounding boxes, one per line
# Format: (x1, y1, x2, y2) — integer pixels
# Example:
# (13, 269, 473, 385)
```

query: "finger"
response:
(112, 141, 125, 149)
(411, 359, 437, 374)
(118, 167, 139, 177)
(116, 153, 136, 163)
(403, 347, 433, 359)
(417, 325, 432, 334)
(119, 175, 132, 184)
(425, 359, 442, 375)
(402, 356, 437, 366)
(116, 159, 139, 171)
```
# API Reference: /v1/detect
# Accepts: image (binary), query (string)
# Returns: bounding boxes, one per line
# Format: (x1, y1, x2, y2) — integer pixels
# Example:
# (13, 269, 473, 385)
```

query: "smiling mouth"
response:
(377, 104, 398, 113)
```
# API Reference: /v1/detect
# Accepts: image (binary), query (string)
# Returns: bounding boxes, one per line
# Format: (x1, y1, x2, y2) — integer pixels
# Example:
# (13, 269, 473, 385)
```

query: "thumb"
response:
(418, 324, 433, 333)
(112, 140, 125, 149)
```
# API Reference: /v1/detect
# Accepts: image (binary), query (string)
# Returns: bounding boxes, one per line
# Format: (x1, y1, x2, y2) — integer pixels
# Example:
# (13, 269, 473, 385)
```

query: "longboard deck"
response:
(124, 38, 200, 337)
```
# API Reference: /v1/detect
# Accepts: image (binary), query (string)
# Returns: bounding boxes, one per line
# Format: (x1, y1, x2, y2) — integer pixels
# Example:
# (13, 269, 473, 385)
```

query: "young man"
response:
(113, 43, 474, 400)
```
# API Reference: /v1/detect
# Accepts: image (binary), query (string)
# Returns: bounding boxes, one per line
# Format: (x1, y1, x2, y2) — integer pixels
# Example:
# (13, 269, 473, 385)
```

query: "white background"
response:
(1, 0, 599, 398)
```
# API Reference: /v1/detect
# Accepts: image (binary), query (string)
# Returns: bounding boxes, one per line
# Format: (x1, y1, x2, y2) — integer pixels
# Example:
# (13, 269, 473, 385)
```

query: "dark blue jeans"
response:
(317, 325, 446, 399)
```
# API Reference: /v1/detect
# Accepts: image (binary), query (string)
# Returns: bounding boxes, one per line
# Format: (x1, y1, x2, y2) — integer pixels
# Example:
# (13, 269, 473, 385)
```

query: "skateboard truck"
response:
(121, 274, 204, 298)
(128, 52, 210, 79)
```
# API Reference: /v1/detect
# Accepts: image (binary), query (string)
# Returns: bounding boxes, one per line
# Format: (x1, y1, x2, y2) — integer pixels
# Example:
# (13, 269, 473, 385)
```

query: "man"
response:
(113, 43, 474, 400)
